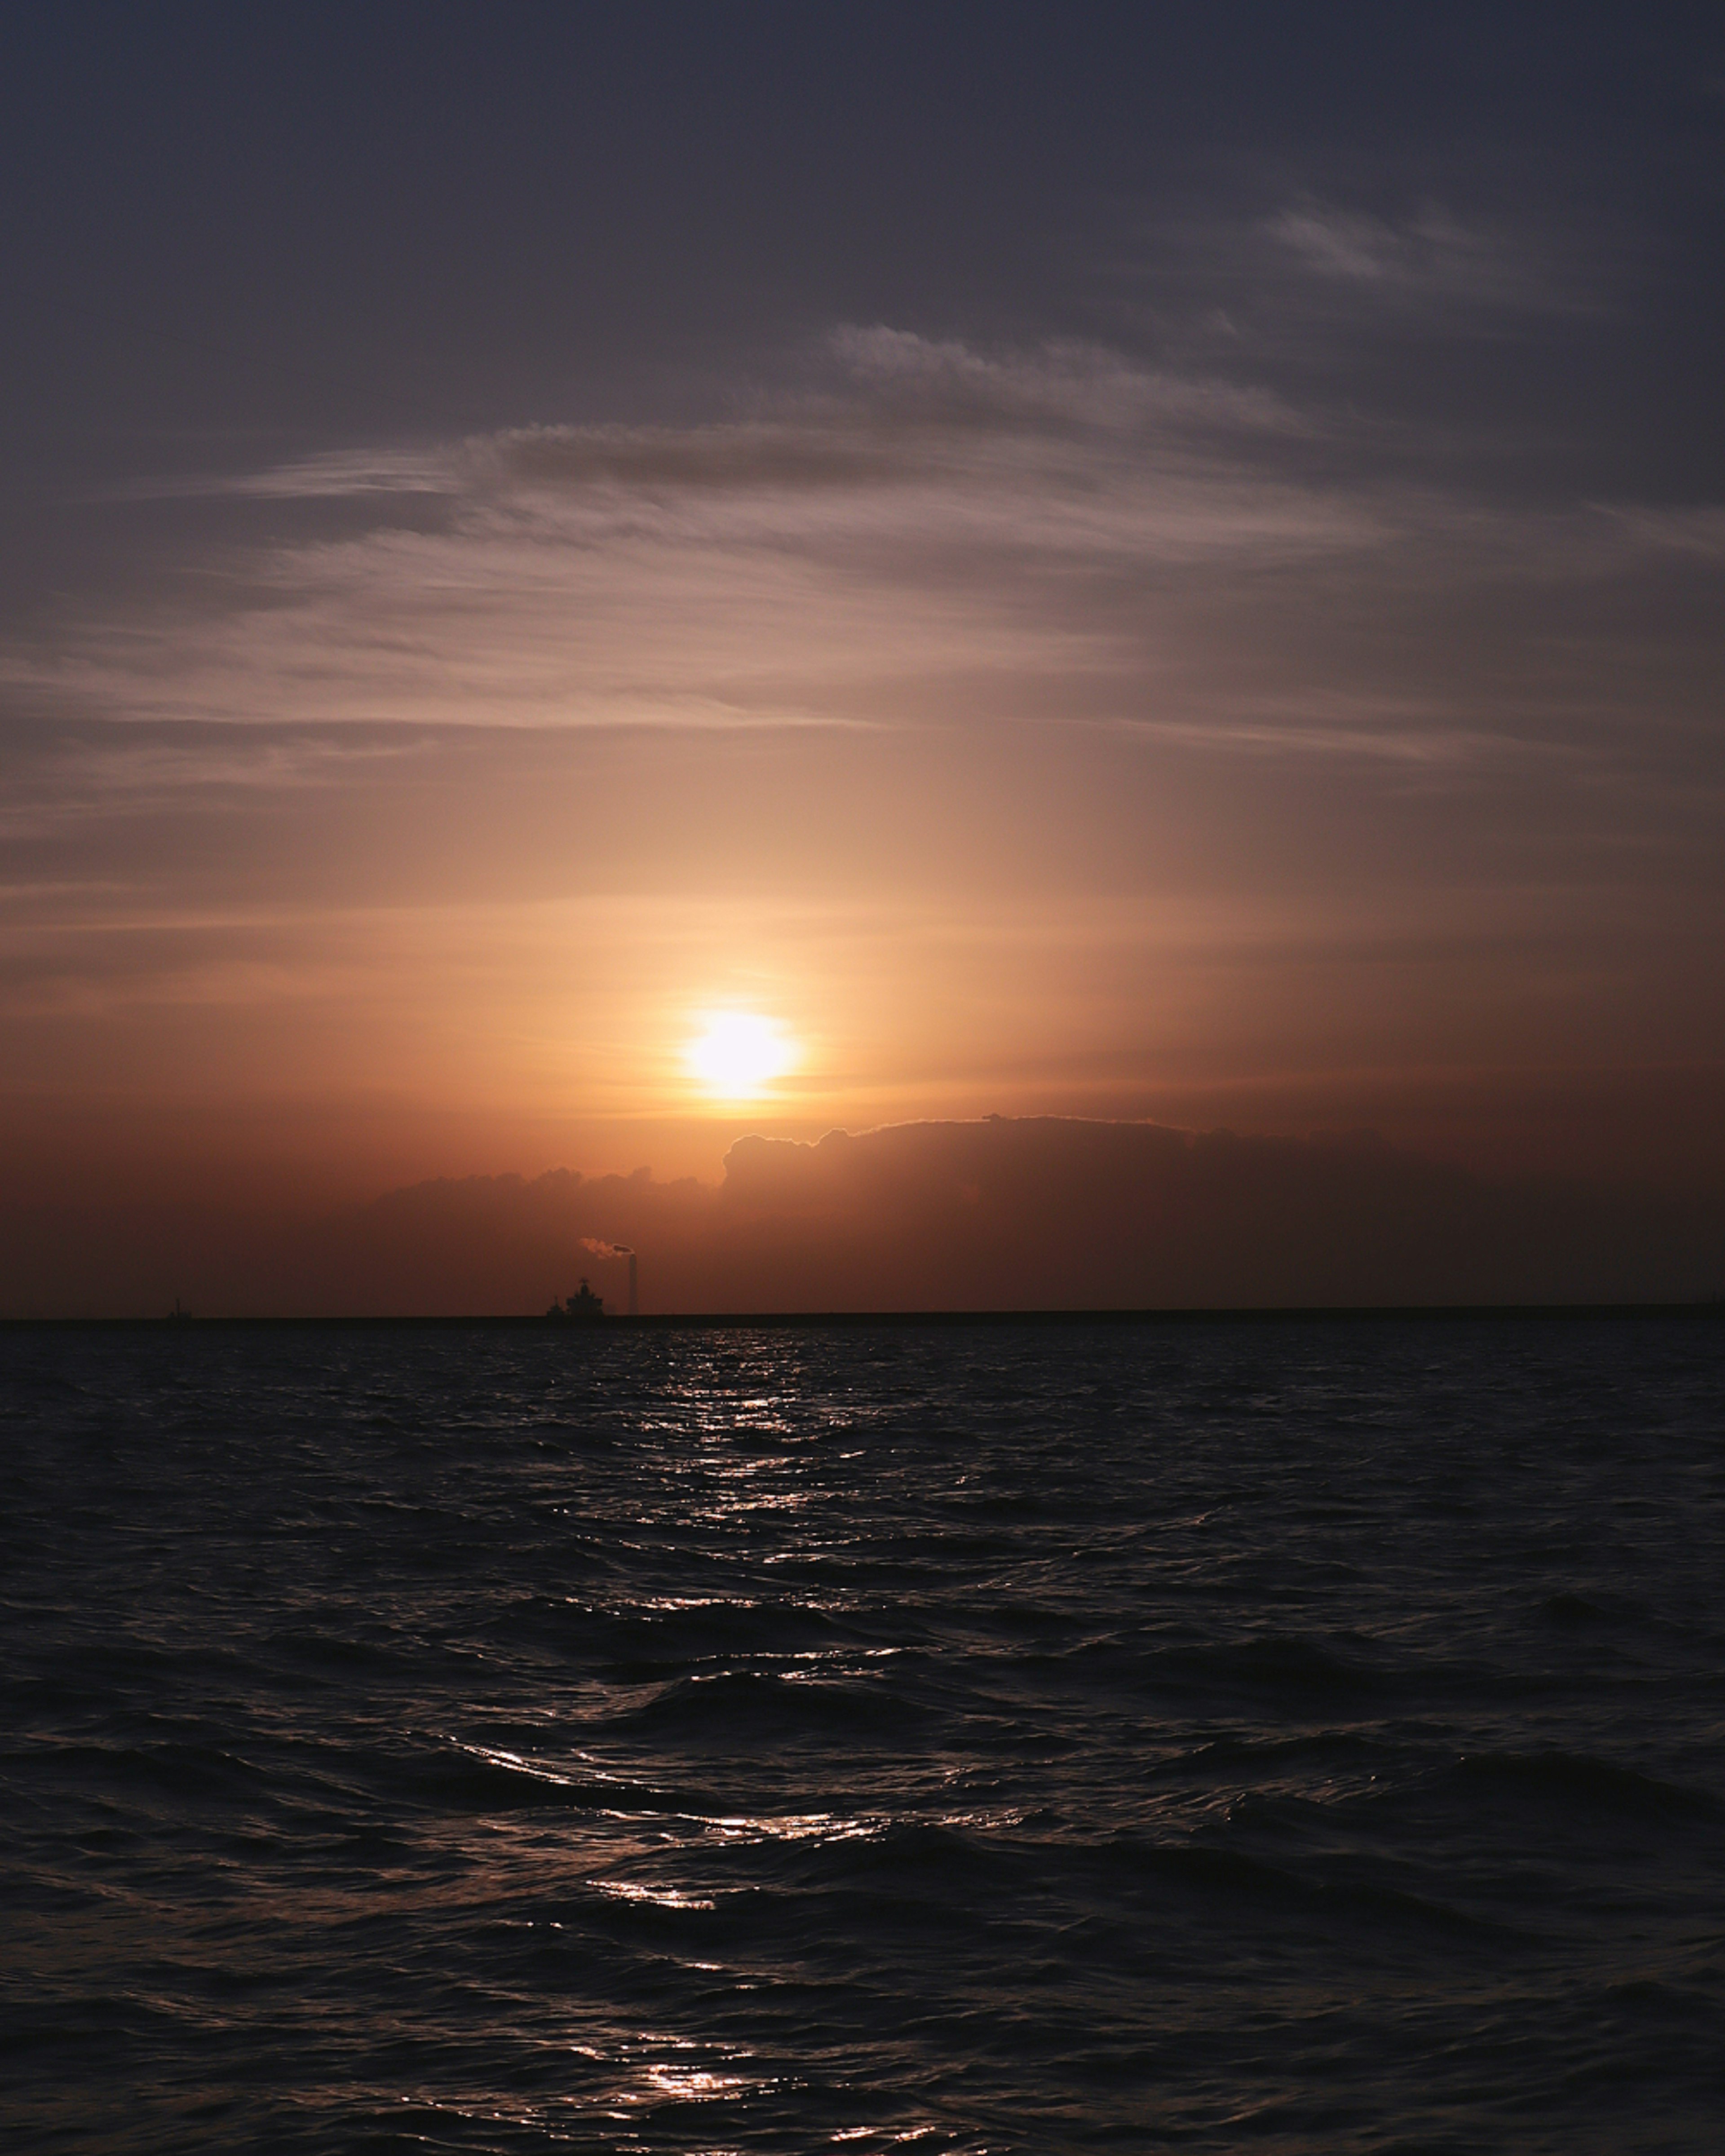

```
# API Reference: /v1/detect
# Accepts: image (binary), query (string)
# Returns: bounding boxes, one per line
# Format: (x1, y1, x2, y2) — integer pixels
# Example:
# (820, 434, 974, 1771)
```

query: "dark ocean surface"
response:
(3, 1320, 1723, 2154)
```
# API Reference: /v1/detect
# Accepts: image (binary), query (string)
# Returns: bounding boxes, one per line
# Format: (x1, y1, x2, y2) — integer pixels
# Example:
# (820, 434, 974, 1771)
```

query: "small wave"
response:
(598, 1665, 934, 1743)
(404, 1738, 710, 1816)
(485, 1589, 881, 1670)
(1542, 1591, 1614, 1626)
(1134, 1632, 1397, 1705)
(590, 1878, 720, 1910)
(6, 1736, 272, 1804)
(1447, 1749, 1720, 1820)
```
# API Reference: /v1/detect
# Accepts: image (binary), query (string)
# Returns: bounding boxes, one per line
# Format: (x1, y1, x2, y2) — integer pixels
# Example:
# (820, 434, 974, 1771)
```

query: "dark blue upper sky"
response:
(5, 4, 1721, 482)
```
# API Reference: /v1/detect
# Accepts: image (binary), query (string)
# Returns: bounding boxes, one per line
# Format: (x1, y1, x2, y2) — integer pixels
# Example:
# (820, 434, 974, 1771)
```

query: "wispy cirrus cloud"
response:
(5, 332, 1384, 746)
(1263, 199, 1602, 317)
(4, 321, 1717, 788)
(101, 450, 464, 503)
(1111, 190, 1623, 380)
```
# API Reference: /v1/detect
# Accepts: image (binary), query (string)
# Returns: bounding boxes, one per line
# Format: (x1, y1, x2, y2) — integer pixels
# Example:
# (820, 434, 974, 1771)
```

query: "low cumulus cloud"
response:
(6, 1118, 1718, 1317)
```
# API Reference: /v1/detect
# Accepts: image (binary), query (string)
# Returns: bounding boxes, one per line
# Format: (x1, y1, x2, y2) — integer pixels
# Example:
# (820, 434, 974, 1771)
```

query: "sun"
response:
(685, 1012, 798, 1098)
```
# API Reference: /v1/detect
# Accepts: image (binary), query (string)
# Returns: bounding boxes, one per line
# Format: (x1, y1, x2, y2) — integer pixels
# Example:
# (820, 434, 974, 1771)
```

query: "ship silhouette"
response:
(545, 1277, 605, 1321)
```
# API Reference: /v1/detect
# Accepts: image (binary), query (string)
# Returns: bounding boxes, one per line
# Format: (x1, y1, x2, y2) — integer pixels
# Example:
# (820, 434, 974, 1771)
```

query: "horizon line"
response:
(5, 1302, 1722, 1331)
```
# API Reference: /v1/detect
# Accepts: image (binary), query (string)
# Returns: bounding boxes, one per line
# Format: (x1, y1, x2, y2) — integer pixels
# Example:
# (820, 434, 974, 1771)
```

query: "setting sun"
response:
(685, 1013, 798, 1098)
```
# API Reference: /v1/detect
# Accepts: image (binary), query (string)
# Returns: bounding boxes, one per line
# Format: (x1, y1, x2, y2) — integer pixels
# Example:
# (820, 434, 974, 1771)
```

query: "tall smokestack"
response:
(579, 1237, 637, 1316)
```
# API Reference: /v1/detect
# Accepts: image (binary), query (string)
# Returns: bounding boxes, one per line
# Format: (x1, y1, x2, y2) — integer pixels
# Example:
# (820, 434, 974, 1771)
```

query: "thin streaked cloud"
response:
(10, 323, 1716, 779)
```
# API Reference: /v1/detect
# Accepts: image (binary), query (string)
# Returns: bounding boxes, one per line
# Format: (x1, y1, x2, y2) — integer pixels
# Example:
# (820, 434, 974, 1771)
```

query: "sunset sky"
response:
(3, 7, 1722, 1306)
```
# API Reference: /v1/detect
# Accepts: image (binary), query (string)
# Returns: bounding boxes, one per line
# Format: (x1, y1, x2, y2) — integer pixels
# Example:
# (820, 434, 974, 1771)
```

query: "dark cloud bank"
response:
(6, 1118, 1719, 1318)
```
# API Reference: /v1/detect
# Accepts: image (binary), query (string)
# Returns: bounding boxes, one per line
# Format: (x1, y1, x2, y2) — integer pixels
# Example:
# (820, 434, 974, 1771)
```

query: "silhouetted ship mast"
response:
(545, 1278, 605, 1321)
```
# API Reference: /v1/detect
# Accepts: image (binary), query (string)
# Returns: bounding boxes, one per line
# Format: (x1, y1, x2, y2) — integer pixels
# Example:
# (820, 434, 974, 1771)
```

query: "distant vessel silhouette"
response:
(545, 1278, 605, 1321)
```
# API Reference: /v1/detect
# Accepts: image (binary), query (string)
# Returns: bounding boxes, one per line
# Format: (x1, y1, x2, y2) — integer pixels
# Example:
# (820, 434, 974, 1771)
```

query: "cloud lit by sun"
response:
(685, 1012, 799, 1099)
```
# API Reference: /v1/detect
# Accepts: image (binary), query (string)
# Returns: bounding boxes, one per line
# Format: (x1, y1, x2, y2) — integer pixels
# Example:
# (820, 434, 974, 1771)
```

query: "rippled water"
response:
(3, 1319, 1723, 2152)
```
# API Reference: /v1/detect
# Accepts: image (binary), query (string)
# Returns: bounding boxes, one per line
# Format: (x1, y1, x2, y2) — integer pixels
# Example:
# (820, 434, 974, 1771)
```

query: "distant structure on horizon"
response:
(545, 1278, 605, 1322)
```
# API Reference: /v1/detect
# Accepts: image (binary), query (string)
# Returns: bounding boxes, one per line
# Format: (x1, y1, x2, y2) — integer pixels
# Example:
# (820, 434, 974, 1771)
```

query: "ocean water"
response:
(2, 1319, 1722, 2155)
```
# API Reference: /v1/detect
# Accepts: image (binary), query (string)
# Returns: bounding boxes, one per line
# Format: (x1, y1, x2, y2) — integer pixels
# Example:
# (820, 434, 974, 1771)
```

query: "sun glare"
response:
(686, 1012, 797, 1098)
